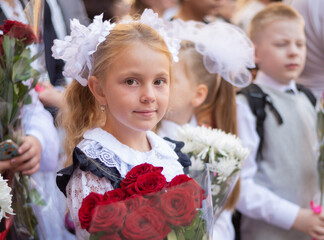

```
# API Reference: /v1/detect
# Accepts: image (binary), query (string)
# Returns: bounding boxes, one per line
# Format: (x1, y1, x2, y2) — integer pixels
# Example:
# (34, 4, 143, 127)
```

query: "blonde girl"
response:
(53, 10, 187, 239)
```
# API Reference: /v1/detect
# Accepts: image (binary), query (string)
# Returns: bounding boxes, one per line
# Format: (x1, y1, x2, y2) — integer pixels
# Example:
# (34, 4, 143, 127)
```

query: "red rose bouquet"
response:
(0, 1, 45, 239)
(78, 163, 212, 240)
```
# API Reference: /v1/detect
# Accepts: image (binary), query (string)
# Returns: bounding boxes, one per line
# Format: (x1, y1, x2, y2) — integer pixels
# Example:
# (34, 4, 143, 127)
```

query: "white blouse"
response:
(66, 128, 184, 240)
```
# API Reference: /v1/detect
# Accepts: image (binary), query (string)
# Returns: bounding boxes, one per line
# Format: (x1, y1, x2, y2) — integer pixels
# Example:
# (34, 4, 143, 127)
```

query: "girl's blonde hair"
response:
(58, 22, 172, 166)
(179, 41, 239, 210)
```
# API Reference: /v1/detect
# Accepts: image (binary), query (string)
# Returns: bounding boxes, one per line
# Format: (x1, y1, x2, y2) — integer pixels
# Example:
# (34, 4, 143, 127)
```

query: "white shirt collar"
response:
(254, 71, 297, 94)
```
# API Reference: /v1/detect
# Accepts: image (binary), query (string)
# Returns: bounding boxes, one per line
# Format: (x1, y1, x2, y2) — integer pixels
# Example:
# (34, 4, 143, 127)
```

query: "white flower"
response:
(0, 175, 14, 221)
(211, 184, 221, 196)
(211, 157, 239, 183)
(125, 9, 180, 63)
(177, 124, 249, 163)
(189, 155, 205, 171)
(52, 14, 115, 86)
(176, 124, 249, 183)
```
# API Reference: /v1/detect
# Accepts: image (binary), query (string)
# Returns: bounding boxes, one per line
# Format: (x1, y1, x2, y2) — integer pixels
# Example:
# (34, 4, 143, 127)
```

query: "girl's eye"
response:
(126, 79, 137, 86)
(154, 79, 166, 86)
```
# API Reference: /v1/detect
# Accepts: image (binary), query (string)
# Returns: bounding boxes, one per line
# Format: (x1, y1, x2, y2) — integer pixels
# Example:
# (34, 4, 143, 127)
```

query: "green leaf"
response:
(6, 83, 14, 126)
(30, 68, 40, 87)
(16, 82, 29, 102)
(29, 188, 46, 206)
(23, 95, 32, 105)
(3, 36, 15, 65)
(12, 57, 31, 83)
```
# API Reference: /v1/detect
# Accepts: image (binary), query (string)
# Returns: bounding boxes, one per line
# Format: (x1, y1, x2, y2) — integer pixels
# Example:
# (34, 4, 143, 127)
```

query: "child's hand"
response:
(37, 82, 64, 108)
(10, 136, 42, 175)
(292, 208, 324, 239)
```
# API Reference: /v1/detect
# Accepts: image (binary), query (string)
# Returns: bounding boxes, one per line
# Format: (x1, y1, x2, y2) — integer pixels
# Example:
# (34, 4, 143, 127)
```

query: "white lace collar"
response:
(79, 128, 184, 180)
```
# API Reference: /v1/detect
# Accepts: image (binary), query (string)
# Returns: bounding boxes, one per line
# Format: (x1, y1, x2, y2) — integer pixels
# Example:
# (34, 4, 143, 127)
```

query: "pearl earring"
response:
(100, 105, 105, 112)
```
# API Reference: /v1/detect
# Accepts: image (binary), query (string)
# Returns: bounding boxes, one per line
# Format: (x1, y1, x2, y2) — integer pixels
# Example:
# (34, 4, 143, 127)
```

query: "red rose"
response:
(160, 188, 197, 227)
(121, 163, 163, 190)
(88, 201, 126, 234)
(169, 176, 205, 209)
(78, 192, 104, 231)
(184, 179, 206, 208)
(124, 172, 167, 196)
(2, 20, 37, 45)
(103, 188, 126, 203)
(168, 174, 192, 188)
(125, 194, 148, 211)
(121, 206, 170, 240)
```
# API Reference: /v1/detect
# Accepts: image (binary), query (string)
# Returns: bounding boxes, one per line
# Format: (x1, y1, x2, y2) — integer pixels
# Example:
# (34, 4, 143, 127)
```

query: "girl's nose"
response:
(140, 84, 155, 103)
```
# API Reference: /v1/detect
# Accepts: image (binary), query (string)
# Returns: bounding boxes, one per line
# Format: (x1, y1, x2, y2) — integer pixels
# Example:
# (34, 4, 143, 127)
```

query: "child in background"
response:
(172, 0, 224, 22)
(236, 3, 324, 240)
(231, 0, 281, 33)
(53, 10, 189, 239)
(158, 19, 255, 239)
(0, 90, 63, 240)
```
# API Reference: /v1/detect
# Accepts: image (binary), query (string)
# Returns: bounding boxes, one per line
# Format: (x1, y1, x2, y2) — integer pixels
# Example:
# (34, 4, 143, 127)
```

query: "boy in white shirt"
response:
(236, 3, 324, 240)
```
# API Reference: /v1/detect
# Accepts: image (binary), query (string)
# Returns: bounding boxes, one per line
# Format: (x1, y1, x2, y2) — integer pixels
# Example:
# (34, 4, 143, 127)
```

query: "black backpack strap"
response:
(296, 84, 317, 107)
(238, 84, 283, 158)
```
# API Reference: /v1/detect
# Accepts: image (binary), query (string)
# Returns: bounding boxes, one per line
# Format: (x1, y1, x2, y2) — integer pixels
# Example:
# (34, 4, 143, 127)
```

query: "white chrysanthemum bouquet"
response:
(176, 124, 249, 218)
(0, 174, 14, 222)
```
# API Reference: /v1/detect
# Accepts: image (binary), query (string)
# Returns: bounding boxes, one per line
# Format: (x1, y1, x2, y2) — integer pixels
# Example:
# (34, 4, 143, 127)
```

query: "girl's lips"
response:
(133, 110, 157, 117)
(286, 63, 299, 70)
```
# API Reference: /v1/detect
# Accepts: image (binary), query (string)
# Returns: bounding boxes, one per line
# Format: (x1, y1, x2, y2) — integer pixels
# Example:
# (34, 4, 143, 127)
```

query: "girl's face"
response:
(164, 60, 197, 124)
(100, 42, 171, 135)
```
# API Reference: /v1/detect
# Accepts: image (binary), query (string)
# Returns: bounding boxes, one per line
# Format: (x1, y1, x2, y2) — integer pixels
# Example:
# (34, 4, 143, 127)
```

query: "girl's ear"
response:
(191, 84, 208, 108)
(88, 76, 106, 105)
